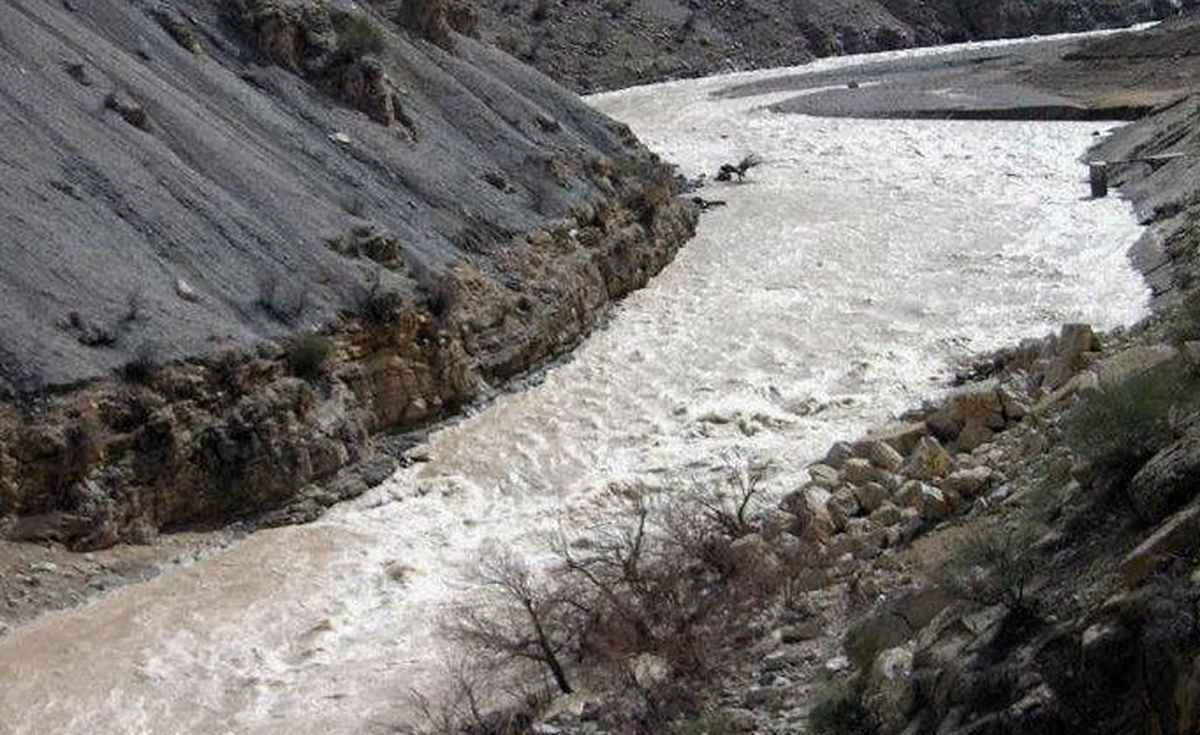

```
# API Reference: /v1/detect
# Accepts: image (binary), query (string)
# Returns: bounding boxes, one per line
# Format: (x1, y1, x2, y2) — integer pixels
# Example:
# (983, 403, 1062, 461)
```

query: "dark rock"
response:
(1127, 435, 1200, 524)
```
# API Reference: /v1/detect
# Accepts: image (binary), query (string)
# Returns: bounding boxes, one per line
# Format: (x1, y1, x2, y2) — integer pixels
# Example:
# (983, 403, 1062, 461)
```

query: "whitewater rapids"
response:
(0, 37, 1148, 734)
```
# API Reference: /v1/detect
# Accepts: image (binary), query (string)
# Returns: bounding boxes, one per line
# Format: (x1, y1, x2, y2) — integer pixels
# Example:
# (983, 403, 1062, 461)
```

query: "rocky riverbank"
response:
(457, 22, 1200, 735)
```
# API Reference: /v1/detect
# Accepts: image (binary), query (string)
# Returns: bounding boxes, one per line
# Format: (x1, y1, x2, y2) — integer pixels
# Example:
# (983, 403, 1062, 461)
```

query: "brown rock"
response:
(903, 437, 955, 481)
(1119, 503, 1200, 588)
(1043, 323, 1099, 390)
(865, 421, 929, 456)
(854, 481, 890, 513)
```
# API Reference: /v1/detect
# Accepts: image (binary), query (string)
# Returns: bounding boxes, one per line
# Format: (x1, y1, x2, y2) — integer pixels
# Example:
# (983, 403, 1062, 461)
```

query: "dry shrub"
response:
(432, 453, 799, 732)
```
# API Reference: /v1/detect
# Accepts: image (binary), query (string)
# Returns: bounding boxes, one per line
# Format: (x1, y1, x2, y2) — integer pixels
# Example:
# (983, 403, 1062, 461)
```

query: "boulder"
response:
(724, 708, 757, 733)
(955, 422, 995, 453)
(865, 421, 929, 456)
(942, 466, 993, 499)
(863, 647, 915, 735)
(1127, 435, 1200, 524)
(828, 488, 862, 530)
(903, 437, 955, 481)
(870, 501, 905, 527)
(1119, 503, 1200, 588)
(779, 618, 824, 643)
(1043, 323, 1100, 390)
(843, 457, 877, 486)
(864, 439, 906, 472)
(927, 380, 1005, 441)
(808, 463, 841, 489)
(782, 485, 836, 539)
(919, 485, 950, 521)
(821, 441, 856, 468)
(854, 481, 890, 513)
(897, 481, 949, 520)
(999, 385, 1030, 421)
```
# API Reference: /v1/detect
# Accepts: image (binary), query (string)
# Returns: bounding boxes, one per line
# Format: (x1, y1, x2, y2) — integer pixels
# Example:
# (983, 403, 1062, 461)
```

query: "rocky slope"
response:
(0, 0, 696, 549)
(469, 0, 1196, 92)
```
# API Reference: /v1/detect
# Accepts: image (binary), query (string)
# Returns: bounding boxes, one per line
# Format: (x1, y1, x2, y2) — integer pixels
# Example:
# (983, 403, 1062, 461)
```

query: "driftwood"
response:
(715, 153, 762, 182)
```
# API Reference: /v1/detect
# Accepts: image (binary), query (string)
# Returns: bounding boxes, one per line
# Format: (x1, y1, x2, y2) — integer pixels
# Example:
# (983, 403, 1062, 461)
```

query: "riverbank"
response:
(520, 22, 1200, 735)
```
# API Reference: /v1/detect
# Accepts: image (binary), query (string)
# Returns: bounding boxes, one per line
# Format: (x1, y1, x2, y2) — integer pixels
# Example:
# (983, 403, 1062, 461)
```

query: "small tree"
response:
(933, 528, 1038, 613)
(446, 550, 576, 694)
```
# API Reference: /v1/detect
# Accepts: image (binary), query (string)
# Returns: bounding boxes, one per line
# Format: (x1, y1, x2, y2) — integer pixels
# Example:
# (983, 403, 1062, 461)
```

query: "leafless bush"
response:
(444, 549, 577, 695)
(435, 460, 802, 732)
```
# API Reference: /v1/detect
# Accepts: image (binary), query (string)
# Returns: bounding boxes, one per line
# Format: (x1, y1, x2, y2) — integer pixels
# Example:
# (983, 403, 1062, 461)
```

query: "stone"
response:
(1044, 323, 1100, 390)
(943, 467, 993, 499)
(724, 708, 757, 732)
(730, 533, 778, 572)
(175, 277, 200, 302)
(999, 385, 1030, 421)
(927, 380, 1005, 441)
(903, 437, 955, 481)
(808, 463, 841, 489)
(843, 457, 876, 486)
(898, 481, 949, 520)
(631, 653, 670, 688)
(781, 485, 836, 539)
(954, 422, 994, 453)
(1119, 503, 1200, 588)
(870, 502, 905, 527)
(863, 647, 915, 735)
(865, 421, 929, 456)
(896, 480, 925, 510)
(821, 441, 856, 468)
(828, 488, 861, 529)
(864, 439, 906, 472)
(854, 481, 890, 513)
(919, 485, 950, 521)
(1127, 435, 1200, 524)
(779, 618, 824, 643)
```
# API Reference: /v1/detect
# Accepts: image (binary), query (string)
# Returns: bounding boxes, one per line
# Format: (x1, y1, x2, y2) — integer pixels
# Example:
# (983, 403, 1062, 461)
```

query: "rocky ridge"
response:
(468, 0, 1196, 92)
(0, 0, 696, 549)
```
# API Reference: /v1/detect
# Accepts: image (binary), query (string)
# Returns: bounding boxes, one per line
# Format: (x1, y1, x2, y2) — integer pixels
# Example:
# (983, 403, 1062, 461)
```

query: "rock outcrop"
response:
(0, 0, 696, 548)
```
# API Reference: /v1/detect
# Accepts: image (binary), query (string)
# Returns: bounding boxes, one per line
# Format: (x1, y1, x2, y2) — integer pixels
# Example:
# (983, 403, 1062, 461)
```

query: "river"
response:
(0, 38, 1148, 734)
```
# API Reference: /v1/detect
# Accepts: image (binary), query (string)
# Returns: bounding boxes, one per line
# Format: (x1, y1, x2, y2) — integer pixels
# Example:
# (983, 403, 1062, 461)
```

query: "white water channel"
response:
(0, 37, 1149, 735)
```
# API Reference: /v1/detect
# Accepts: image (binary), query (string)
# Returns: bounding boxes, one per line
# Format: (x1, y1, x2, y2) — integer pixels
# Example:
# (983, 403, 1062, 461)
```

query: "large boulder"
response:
(864, 421, 929, 456)
(781, 485, 836, 539)
(854, 481, 891, 513)
(864, 439, 906, 472)
(942, 466, 994, 500)
(1043, 323, 1100, 390)
(926, 380, 1005, 442)
(1119, 503, 1200, 587)
(903, 437, 955, 481)
(1127, 434, 1200, 524)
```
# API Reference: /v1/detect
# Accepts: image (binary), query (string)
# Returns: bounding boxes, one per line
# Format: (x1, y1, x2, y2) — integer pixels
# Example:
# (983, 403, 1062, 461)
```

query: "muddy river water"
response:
(0, 37, 1149, 734)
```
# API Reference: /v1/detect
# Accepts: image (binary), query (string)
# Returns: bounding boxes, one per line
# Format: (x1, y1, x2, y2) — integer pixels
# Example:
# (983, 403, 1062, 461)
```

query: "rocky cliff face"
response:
(468, 0, 1195, 91)
(0, 0, 696, 548)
